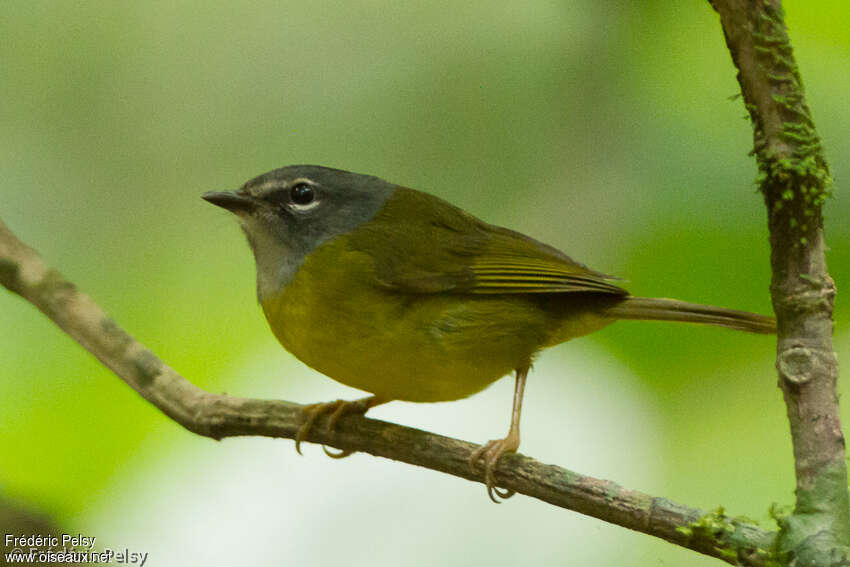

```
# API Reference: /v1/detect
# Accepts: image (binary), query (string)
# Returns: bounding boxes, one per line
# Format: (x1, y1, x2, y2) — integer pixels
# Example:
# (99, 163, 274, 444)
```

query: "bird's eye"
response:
(290, 183, 315, 206)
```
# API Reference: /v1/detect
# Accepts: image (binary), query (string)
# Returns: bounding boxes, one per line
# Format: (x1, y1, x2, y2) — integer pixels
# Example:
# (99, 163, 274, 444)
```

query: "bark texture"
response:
(711, 1, 849, 564)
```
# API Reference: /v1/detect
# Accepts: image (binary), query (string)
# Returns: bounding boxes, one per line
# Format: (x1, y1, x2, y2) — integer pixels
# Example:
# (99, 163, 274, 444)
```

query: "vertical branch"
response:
(710, 0, 849, 563)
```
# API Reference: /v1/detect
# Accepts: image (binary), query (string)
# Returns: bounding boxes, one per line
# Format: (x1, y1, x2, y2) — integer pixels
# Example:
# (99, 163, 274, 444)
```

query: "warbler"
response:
(203, 165, 775, 501)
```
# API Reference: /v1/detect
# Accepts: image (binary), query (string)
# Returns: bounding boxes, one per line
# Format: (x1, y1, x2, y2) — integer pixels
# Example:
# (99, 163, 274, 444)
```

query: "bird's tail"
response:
(606, 296, 776, 334)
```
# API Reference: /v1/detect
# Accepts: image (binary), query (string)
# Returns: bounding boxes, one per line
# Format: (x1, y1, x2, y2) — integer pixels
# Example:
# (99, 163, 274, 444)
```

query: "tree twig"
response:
(1, 218, 777, 565)
(710, 0, 849, 563)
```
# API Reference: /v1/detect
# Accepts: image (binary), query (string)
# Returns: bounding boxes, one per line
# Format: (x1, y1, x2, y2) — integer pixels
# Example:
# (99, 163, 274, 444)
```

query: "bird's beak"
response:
(202, 191, 257, 213)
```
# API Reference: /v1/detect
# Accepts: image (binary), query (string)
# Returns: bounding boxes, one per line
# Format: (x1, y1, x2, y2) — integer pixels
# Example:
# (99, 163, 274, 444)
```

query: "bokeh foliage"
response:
(1, 2, 847, 565)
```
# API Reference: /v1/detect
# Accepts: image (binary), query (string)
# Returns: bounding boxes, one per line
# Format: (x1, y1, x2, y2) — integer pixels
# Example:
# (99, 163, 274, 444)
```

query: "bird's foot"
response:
(295, 396, 379, 457)
(469, 431, 520, 503)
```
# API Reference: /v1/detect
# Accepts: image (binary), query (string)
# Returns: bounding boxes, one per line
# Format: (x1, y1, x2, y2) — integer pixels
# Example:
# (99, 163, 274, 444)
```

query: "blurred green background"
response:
(2, 1, 848, 565)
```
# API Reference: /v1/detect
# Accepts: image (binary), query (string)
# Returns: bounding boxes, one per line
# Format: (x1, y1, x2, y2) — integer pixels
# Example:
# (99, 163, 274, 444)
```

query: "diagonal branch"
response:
(1, 217, 776, 565)
(710, 0, 849, 564)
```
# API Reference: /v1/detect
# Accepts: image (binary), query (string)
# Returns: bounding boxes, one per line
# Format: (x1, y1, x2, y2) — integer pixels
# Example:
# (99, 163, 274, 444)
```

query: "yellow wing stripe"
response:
(474, 259, 578, 269)
(473, 267, 580, 276)
(470, 276, 625, 294)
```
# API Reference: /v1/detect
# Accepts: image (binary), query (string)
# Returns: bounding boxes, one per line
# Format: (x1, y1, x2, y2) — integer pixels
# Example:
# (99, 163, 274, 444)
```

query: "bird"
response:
(203, 164, 776, 502)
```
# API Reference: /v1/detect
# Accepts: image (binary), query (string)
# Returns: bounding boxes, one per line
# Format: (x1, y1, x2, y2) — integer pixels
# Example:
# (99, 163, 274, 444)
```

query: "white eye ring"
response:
(288, 180, 320, 211)
(290, 199, 321, 212)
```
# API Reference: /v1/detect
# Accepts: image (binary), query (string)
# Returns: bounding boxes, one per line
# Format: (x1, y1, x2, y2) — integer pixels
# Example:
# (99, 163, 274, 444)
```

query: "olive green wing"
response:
(463, 231, 627, 294)
(348, 188, 627, 296)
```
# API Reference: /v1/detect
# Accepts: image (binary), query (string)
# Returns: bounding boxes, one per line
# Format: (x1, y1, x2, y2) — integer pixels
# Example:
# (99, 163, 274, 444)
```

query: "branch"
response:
(711, 0, 850, 563)
(1, 218, 776, 565)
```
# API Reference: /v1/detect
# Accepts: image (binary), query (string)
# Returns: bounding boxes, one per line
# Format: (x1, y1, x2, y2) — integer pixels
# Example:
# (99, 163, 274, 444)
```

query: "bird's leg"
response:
(469, 366, 529, 502)
(295, 395, 386, 457)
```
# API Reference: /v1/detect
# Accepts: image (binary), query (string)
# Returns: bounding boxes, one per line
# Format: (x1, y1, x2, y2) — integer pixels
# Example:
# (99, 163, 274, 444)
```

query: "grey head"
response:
(203, 165, 396, 300)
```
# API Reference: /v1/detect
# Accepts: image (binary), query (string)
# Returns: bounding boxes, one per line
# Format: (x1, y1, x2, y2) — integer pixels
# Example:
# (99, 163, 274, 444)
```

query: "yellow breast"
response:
(260, 236, 549, 402)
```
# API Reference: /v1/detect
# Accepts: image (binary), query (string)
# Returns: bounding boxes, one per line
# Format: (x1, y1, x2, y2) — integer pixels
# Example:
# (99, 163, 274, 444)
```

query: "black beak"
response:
(202, 191, 257, 213)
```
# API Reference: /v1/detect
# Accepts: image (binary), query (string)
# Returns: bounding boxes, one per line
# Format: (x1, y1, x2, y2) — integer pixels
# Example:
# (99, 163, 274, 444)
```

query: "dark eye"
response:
(290, 183, 315, 205)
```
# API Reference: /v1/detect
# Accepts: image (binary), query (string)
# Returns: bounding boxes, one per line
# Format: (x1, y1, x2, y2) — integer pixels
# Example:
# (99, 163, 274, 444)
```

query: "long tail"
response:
(606, 296, 776, 334)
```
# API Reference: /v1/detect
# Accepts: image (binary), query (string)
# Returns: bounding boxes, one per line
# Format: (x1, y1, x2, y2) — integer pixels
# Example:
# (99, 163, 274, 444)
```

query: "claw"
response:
(469, 436, 519, 502)
(493, 485, 515, 500)
(469, 366, 528, 502)
(323, 445, 355, 459)
(294, 396, 385, 456)
(295, 400, 343, 455)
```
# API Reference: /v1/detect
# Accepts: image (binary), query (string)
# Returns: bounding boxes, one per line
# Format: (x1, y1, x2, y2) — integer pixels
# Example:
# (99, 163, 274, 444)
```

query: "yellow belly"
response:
(259, 244, 548, 402)
(260, 237, 617, 402)
(263, 292, 542, 402)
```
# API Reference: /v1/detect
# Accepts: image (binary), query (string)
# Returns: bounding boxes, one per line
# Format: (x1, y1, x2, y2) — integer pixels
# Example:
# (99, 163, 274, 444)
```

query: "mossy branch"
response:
(0, 218, 778, 566)
(710, 0, 849, 564)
